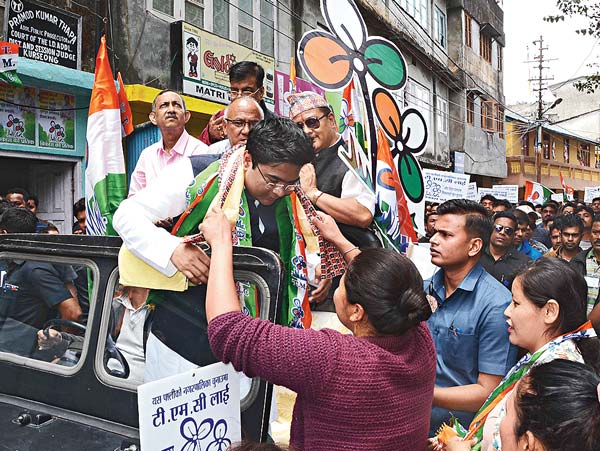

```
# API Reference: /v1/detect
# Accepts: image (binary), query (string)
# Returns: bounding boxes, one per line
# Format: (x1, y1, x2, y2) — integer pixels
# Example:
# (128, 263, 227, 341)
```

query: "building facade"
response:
(505, 111, 600, 197)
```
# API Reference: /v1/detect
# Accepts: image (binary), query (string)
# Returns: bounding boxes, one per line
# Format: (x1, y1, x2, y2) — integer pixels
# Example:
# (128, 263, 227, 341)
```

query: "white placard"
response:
(138, 362, 241, 451)
(492, 185, 519, 204)
(407, 242, 438, 281)
(467, 182, 478, 201)
(550, 193, 564, 203)
(423, 169, 470, 203)
(584, 187, 600, 203)
(478, 188, 494, 200)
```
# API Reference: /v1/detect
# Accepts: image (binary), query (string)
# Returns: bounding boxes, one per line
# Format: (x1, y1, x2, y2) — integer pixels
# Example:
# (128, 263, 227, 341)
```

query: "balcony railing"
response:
(507, 156, 600, 188)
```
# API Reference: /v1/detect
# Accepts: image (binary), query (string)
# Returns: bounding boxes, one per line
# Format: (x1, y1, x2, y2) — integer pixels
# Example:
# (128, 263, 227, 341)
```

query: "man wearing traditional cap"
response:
(287, 91, 375, 230)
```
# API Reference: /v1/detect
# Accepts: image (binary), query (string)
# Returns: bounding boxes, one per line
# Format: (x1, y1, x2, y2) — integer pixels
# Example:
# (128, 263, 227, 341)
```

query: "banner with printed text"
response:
(38, 89, 75, 149)
(423, 169, 470, 203)
(181, 22, 275, 110)
(138, 362, 241, 451)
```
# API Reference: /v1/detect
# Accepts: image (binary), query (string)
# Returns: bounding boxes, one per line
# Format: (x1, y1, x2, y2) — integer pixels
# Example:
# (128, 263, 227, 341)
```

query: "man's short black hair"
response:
(493, 198, 513, 210)
(511, 208, 530, 227)
(246, 118, 314, 168)
(480, 194, 496, 203)
(543, 201, 559, 211)
(549, 217, 562, 233)
(6, 187, 29, 199)
(437, 199, 493, 249)
(593, 214, 600, 226)
(559, 213, 584, 233)
(0, 199, 12, 216)
(575, 205, 594, 218)
(229, 61, 265, 88)
(73, 198, 86, 216)
(0, 207, 36, 233)
(28, 194, 39, 207)
(593, 197, 600, 203)
(493, 211, 517, 227)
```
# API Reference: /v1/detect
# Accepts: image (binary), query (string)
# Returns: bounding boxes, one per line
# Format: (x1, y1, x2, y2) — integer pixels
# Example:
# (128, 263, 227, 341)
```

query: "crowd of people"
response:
(2, 59, 600, 450)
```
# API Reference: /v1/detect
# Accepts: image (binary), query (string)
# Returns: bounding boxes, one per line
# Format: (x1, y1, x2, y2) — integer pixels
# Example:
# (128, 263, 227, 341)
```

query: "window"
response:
(543, 133, 550, 159)
(480, 33, 492, 63)
(147, 0, 275, 55)
(521, 133, 529, 156)
(481, 100, 495, 132)
(434, 6, 447, 48)
(185, 0, 204, 26)
(579, 144, 590, 166)
(437, 96, 448, 134)
(0, 255, 95, 373)
(497, 45, 503, 72)
(464, 12, 472, 48)
(466, 92, 475, 125)
(496, 105, 504, 138)
(403, 0, 429, 29)
(564, 138, 570, 162)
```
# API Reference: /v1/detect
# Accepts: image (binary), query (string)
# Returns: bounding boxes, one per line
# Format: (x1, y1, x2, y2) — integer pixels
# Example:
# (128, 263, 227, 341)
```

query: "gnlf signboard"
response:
(6, 0, 82, 70)
(181, 22, 275, 110)
(423, 169, 470, 203)
(138, 362, 241, 451)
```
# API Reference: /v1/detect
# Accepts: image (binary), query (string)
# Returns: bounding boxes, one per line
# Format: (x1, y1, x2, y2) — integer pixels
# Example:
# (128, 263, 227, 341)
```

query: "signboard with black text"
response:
(5, 0, 82, 70)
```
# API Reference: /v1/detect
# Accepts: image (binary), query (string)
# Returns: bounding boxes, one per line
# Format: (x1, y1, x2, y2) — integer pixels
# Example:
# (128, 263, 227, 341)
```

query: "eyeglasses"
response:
(224, 118, 259, 129)
(493, 224, 515, 236)
(295, 113, 328, 130)
(256, 165, 298, 192)
(228, 87, 262, 99)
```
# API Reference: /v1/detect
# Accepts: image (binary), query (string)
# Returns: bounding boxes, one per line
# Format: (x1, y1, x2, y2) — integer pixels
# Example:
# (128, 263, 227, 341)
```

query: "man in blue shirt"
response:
(425, 199, 518, 436)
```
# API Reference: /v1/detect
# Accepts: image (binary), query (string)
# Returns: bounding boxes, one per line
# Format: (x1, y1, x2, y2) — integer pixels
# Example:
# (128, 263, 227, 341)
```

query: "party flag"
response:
(85, 36, 127, 236)
(117, 72, 134, 137)
(524, 180, 554, 206)
(0, 42, 22, 86)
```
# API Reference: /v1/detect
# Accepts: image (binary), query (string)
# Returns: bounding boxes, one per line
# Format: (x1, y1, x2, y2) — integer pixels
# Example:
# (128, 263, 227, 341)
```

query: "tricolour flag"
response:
(0, 42, 22, 86)
(559, 171, 574, 201)
(85, 36, 127, 236)
(117, 72, 134, 137)
(374, 127, 417, 252)
(524, 180, 554, 206)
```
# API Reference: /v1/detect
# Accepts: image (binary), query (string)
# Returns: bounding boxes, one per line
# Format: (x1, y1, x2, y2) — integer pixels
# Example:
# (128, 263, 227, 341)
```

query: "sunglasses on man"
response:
(493, 224, 515, 236)
(295, 113, 328, 130)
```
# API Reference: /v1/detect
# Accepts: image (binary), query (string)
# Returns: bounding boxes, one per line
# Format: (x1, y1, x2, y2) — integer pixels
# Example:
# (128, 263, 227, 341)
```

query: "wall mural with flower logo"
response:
(296, 0, 428, 249)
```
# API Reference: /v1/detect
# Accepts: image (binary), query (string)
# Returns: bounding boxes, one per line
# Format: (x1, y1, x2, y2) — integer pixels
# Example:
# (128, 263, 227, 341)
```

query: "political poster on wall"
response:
(274, 70, 326, 117)
(138, 362, 241, 451)
(38, 89, 75, 150)
(423, 169, 470, 203)
(179, 21, 275, 110)
(0, 84, 35, 145)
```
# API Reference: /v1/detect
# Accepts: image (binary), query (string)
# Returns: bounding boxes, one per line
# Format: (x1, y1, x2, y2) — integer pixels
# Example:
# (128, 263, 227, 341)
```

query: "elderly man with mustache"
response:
(129, 90, 210, 196)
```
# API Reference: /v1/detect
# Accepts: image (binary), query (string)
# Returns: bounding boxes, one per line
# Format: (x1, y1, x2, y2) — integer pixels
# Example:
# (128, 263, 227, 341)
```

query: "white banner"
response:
(467, 182, 478, 201)
(423, 169, 470, 203)
(492, 185, 519, 204)
(138, 362, 241, 451)
(478, 188, 494, 200)
(584, 186, 600, 203)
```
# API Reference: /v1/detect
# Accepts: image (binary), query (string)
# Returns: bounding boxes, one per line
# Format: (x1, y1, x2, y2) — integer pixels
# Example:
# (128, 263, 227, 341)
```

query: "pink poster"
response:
(274, 70, 327, 117)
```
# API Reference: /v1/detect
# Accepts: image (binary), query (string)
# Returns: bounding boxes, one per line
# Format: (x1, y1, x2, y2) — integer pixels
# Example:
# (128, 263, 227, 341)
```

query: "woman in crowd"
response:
(432, 257, 600, 451)
(202, 209, 436, 451)
(447, 359, 600, 451)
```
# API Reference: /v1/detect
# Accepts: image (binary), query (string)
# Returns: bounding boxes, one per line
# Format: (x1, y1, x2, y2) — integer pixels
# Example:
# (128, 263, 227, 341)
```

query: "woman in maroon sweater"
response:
(202, 210, 437, 451)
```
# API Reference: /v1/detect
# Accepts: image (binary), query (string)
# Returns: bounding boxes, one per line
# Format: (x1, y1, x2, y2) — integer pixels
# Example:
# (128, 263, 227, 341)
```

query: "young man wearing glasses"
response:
(114, 118, 317, 381)
(200, 61, 276, 145)
(480, 211, 531, 289)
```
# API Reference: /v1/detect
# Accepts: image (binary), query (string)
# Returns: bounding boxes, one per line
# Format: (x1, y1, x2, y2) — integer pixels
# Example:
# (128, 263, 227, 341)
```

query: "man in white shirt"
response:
(128, 90, 209, 196)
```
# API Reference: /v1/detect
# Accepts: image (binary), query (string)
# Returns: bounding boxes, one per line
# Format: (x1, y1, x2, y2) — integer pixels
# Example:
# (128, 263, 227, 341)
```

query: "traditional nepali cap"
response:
(287, 91, 330, 119)
(516, 205, 535, 215)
